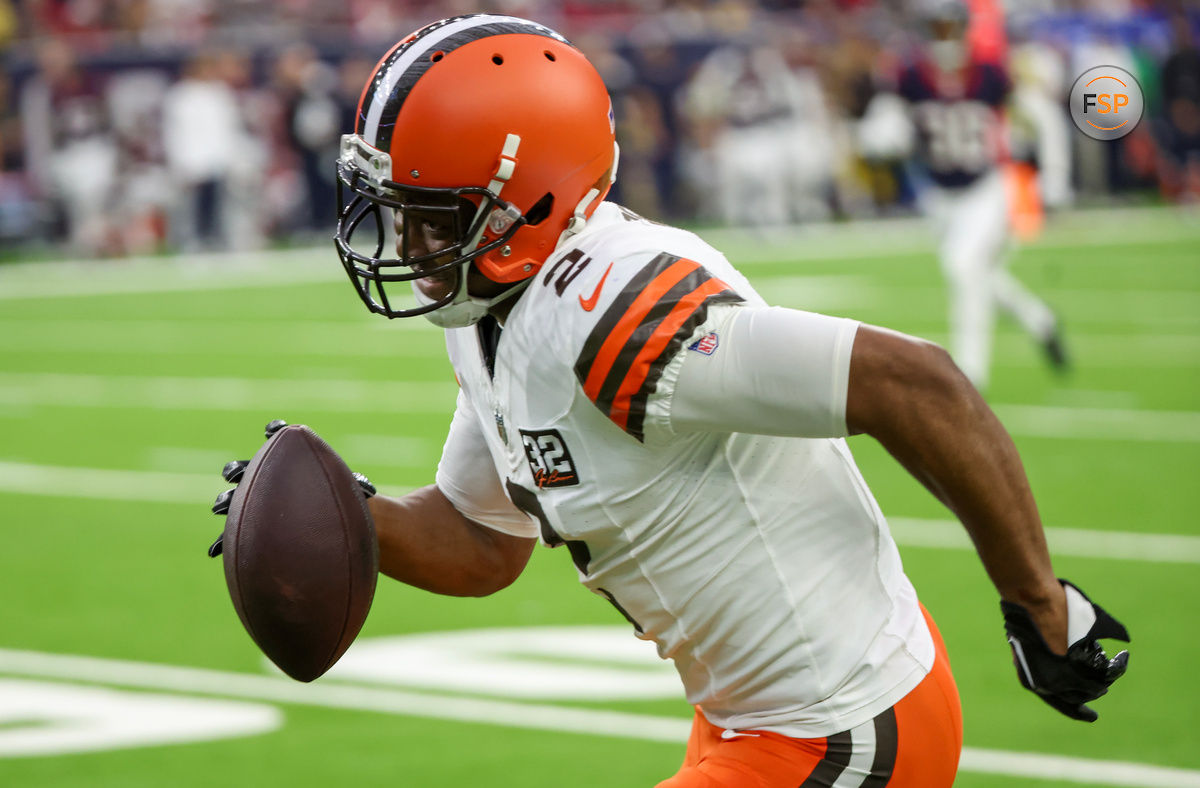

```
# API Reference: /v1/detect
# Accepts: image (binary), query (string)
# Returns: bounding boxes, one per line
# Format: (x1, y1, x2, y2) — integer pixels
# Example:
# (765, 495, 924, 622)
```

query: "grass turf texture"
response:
(1, 206, 1197, 787)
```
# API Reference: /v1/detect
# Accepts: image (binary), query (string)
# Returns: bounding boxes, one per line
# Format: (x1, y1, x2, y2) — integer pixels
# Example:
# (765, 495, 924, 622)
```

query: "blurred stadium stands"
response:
(0, 0, 1196, 258)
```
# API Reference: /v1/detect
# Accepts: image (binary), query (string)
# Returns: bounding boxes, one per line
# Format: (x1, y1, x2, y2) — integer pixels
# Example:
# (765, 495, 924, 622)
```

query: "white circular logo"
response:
(1068, 65, 1144, 141)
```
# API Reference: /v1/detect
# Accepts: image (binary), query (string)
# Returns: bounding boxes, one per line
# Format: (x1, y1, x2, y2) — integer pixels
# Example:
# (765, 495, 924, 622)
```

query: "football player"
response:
(315, 14, 1125, 787)
(857, 0, 1068, 390)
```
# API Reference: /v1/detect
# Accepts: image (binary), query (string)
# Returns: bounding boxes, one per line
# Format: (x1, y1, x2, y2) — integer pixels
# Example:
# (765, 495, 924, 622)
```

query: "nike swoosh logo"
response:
(578, 263, 613, 312)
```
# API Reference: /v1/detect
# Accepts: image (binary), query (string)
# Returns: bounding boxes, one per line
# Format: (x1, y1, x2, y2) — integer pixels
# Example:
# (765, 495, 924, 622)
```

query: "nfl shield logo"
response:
(688, 332, 719, 356)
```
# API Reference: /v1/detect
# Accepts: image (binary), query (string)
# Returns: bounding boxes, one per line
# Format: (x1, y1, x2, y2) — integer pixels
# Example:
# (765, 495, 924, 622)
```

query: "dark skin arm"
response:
(368, 484, 536, 597)
(368, 217, 536, 598)
(846, 325, 1067, 654)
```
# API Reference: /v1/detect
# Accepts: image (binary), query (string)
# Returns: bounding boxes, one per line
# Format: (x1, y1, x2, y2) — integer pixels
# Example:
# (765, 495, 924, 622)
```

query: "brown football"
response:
(221, 425, 378, 682)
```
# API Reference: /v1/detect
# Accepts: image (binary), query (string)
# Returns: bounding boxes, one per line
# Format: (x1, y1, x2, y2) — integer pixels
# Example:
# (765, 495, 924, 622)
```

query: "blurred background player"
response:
(1158, 11, 1200, 201)
(162, 50, 244, 252)
(681, 26, 836, 227)
(857, 0, 1069, 391)
(18, 39, 117, 255)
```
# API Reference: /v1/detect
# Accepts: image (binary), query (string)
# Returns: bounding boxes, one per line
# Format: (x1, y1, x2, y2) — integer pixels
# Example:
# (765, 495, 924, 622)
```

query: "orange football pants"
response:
(656, 608, 962, 788)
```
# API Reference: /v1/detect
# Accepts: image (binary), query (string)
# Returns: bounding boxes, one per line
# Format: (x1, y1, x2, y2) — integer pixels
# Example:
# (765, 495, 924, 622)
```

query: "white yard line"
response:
(0, 256, 340, 300)
(888, 518, 1200, 564)
(3, 319, 1197, 367)
(0, 247, 328, 275)
(0, 648, 1196, 787)
(0, 372, 458, 413)
(0, 318, 445, 357)
(993, 404, 1200, 444)
(0, 461, 229, 504)
(756, 281, 1200, 323)
(2, 205, 1195, 295)
(0, 460, 1196, 566)
(958, 748, 1200, 788)
(0, 648, 689, 745)
(703, 207, 1200, 264)
(0, 461, 417, 504)
(2, 371, 1196, 442)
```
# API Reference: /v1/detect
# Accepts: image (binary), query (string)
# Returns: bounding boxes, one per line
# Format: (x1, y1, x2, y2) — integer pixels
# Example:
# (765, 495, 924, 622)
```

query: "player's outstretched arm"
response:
(844, 325, 1129, 720)
(368, 484, 536, 598)
(845, 326, 1065, 639)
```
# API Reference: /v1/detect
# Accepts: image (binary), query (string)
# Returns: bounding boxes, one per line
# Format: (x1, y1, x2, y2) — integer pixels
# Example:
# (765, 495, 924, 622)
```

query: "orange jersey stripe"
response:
(608, 276, 732, 430)
(581, 258, 701, 401)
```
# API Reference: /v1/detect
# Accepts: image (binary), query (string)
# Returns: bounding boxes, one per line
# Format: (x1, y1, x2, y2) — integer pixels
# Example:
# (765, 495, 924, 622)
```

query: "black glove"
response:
(1001, 579, 1130, 722)
(207, 419, 375, 557)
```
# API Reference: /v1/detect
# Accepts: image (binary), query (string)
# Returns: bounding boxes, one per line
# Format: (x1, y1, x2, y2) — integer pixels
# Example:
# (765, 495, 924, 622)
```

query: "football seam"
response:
(302, 429, 359, 675)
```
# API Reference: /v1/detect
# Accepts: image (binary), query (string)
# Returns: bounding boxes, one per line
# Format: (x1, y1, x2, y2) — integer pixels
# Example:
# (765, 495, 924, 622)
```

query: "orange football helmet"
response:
(335, 15, 618, 324)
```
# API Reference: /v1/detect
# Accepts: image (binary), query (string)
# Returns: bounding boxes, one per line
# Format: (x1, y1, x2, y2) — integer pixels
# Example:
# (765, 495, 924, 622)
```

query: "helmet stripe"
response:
(359, 14, 568, 153)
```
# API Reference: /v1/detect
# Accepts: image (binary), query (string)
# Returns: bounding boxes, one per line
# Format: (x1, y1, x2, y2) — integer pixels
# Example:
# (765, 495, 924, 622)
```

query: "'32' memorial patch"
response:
(519, 428, 580, 488)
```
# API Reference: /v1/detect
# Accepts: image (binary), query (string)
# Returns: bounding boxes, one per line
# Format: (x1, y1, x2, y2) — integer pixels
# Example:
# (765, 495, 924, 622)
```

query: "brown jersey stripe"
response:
(619, 286, 741, 440)
(575, 254, 695, 399)
(609, 277, 739, 433)
(575, 254, 742, 441)
(589, 263, 714, 413)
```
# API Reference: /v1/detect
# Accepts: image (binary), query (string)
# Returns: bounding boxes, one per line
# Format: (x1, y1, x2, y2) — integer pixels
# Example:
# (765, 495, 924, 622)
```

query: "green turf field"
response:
(1, 206, 1197, 787)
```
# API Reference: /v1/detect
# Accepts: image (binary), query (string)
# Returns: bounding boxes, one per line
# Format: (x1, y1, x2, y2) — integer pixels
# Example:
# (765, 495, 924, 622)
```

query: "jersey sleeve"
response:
(571, 252, 744, 443)
(650, 303, 860, 440)
(436, 389, 540, 538)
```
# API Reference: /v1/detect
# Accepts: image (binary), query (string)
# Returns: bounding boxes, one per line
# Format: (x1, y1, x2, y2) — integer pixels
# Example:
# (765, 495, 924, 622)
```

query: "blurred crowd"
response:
(0, 0, 1197, 257)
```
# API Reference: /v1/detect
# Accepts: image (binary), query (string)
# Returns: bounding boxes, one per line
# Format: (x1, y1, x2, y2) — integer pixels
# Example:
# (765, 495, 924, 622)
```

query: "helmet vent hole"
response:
(492, 54, 504, 65)
(524, 193, 554, 226)
(544, 50, 556, 62)
(430, 51, 445, 62)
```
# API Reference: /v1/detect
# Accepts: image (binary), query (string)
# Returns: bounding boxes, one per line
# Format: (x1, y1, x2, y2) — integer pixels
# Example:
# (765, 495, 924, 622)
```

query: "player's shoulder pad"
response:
(970, 59, 1011, 105)
(531, 204, 748, 442)
(896, 57, 933, 101)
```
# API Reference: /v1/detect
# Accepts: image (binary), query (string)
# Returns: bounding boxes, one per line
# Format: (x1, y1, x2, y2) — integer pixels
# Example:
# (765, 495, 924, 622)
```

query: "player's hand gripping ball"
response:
(1002, 579, 1130, 722)
(208, 420, 379, 682)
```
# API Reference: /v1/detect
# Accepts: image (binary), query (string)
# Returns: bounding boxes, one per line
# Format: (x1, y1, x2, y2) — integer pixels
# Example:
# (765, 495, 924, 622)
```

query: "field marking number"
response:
(0, 679, 281, 757)
(325, 626, 681, 700)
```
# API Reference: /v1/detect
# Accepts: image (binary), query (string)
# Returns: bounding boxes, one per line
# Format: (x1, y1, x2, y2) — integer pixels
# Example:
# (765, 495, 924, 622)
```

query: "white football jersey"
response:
(437, 202, 935, 738)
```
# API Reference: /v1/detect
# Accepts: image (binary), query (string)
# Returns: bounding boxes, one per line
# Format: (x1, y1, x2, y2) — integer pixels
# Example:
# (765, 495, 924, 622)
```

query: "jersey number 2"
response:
(542, 248, 592, 296)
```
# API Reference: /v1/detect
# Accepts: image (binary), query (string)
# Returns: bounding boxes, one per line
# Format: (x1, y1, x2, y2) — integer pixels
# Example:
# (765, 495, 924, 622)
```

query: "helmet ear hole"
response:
(524, 193, 554, 225)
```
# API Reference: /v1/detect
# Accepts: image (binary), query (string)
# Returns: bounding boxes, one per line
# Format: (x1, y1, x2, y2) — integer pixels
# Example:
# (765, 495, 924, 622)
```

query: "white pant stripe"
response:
(829, 715, 878, 788)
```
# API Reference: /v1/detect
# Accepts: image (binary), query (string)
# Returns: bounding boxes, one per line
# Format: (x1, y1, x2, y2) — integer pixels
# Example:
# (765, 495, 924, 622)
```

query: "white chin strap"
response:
(412, 280, 488, 329)
(414, 276, 531, 329)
